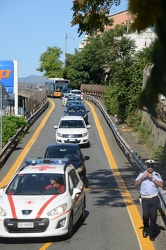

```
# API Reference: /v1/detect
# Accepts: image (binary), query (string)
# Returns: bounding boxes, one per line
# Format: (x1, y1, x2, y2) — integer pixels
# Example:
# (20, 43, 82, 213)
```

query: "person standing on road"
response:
(135, 159, 163, 241)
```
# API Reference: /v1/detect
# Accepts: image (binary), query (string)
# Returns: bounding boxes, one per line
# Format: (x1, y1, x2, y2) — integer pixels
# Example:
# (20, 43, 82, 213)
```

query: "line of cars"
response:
(52, 89, 91, 185)
(0, 89, 90, 240)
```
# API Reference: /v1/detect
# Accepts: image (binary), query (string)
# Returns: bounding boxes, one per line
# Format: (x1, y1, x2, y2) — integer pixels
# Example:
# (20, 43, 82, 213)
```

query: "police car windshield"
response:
(6, 173, 65, 195)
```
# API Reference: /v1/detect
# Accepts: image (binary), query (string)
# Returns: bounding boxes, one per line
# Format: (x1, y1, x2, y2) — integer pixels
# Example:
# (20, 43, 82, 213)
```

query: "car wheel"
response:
(84, 178, 89, 188)
(80, 198, 86, 222)
(66, 213, 73, 239)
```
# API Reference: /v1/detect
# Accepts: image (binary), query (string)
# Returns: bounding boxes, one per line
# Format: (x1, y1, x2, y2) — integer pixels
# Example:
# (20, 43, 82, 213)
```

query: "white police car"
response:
(0, 158, 86, 239)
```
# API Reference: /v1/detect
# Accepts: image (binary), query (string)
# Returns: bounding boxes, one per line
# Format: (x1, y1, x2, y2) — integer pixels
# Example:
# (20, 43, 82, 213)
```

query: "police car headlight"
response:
(0, 207, 7, 216)
(47, 203, 67, 216)
(82, 132, 87, 137)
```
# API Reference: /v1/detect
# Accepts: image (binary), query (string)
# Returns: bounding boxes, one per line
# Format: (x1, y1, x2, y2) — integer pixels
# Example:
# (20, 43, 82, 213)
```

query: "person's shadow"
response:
(155, 224, 165, 238)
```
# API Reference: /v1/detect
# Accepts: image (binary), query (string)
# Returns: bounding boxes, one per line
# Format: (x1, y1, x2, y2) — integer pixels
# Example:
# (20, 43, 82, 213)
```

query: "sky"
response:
(1, 0, 128, 78)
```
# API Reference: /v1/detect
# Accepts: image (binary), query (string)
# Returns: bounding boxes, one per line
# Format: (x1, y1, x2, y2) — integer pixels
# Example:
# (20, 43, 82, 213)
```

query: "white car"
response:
(0, 158, 86, 239)
(69, 89, 84, 101)
(54, 116, 91, 147)
(62, 93, 74, 106)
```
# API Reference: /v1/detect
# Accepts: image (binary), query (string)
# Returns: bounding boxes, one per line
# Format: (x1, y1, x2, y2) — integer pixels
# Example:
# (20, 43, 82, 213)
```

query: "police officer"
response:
(135, 160, 163, 241)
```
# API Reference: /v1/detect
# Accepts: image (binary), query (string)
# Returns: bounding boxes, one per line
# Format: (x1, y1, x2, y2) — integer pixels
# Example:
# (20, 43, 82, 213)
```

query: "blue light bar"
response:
(25, 158, 69, 165)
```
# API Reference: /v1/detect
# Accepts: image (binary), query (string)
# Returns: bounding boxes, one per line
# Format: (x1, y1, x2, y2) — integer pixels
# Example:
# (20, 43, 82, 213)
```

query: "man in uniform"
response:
(135, 159, 163, 241)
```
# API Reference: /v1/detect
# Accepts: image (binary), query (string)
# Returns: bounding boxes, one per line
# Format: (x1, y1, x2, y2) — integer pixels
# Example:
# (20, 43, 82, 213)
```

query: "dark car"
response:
(64, 104, 89, 125)
(61, 87, 72, 98)
(64, 100, 83, 112)
(44, 143, 90, 187)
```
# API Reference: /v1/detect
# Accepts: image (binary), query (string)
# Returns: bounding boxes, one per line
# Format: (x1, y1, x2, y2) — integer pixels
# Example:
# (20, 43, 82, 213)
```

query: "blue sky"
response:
(0, 0, 128, 78)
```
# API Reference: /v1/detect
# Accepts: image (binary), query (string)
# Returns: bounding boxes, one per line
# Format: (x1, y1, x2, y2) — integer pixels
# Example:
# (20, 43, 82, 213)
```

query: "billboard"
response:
(0, 60, 14, 93)
(0, 60, 18, 115)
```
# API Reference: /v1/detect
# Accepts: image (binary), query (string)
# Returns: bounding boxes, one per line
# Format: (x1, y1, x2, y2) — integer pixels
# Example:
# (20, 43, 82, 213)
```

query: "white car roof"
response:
(19, 158, 71, 174)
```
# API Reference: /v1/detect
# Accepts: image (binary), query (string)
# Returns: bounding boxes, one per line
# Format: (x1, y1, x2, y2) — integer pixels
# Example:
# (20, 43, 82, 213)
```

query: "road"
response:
(0, 98, 165, 250)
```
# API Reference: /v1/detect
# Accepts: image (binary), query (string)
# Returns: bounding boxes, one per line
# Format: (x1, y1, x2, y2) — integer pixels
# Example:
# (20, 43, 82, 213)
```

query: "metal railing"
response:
(85, 94, 166, 219)
(0, 101, 49, 168)
(0, 94, 165, 221)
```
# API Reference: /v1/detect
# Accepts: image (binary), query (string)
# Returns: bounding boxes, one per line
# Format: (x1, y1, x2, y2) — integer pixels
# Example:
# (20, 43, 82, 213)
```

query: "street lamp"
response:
(65, 32, 75, 66)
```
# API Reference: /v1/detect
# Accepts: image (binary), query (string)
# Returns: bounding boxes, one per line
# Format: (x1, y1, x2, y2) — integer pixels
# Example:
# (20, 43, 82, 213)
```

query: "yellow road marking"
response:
(0, 99, 55, 188)
(0, 99, 155, 249)
(86, 100, 155, 250)
(39, 243, 52, 250)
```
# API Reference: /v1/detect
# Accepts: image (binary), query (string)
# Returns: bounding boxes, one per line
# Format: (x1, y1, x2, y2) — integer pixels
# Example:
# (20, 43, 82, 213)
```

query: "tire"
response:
(80, 198, 86, 222)
(84, 178, 89, 188)
(66, 213, 73, 239)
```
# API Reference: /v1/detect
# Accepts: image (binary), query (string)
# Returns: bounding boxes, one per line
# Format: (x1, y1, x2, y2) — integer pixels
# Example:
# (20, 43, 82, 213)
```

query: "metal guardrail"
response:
(0, 95, 165, 221)
(85, 94, 166, 220)
(0, 101, 49, 168)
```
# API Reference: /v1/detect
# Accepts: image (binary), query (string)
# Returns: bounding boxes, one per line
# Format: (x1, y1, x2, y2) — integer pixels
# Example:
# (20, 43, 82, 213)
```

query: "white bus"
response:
(45, 78, 70, 98)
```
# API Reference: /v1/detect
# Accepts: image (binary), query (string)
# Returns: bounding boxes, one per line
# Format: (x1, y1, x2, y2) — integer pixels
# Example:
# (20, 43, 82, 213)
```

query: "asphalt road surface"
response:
(0, 98, 165, 250)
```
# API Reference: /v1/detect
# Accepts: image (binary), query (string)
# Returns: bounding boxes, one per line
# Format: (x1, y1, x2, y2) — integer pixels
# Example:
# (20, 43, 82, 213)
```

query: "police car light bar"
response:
(25, 158, 69, 165)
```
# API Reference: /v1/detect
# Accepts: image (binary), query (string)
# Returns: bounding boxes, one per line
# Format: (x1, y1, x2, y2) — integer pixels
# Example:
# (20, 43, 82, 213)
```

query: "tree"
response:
(103, 44, 153, 120)
(65, 51, 91, 88)
(37, 46, 63, 78)
(71, 0, 166, 117)
(129, 0, 166, 116)
(71, 0, 120, 35)
(65, 24, 133, 89)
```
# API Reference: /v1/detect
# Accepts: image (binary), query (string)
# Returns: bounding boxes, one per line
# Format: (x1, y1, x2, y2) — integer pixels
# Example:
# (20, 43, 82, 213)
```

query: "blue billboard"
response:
(0, 60, 14, 93)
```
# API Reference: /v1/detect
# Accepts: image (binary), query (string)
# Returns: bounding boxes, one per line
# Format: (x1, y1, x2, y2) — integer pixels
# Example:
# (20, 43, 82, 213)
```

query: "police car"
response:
(0, 158, 86, 239)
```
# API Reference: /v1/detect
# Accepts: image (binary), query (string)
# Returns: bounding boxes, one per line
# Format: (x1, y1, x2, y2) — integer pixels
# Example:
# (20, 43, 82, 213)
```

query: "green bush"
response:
(2, 116, 28, 146)
(125, 111, 142, 128)
(136, 122, 153, 146)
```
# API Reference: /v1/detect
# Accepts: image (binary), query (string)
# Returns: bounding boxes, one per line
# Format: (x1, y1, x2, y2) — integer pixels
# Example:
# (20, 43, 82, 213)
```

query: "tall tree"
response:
(129, 0, 166, 116)
(71, 0, 120, 35)
(37, 47, 63, 78)
(71, 0, 166, 117)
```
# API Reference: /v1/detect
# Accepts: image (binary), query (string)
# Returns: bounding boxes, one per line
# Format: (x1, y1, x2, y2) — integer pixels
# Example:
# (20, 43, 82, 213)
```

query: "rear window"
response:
(71, 91, 81, 94)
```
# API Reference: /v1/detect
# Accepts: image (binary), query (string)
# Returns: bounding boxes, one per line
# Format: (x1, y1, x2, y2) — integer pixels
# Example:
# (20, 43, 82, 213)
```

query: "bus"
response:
(45, 78, 70, 98)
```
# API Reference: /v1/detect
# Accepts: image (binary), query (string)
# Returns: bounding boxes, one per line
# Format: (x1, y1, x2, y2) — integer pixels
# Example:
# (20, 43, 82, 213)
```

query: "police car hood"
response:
(58, 127, 87, 134)
(1, 194, 65, 218)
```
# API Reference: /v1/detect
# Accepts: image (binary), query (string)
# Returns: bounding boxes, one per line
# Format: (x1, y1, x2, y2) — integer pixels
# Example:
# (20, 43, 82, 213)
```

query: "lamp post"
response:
(65, 32, 75, 66)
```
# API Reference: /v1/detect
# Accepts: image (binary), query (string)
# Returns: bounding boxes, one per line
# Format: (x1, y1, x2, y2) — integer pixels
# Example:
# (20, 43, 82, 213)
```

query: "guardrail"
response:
(85, 94, 166, 221)
(0, 95, 165, 222)
(0, 101, 49, 168)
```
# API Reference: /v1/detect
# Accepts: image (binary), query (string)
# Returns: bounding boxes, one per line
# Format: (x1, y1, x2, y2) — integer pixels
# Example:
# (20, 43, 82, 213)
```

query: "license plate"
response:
(69, 139, 77, 142)
(18, 222, 34, 228)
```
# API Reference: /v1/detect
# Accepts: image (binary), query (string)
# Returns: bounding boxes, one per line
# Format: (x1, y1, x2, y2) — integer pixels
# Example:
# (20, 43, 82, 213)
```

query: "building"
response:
(79, 10, 156, 52)
(105, 10, 134, 31)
